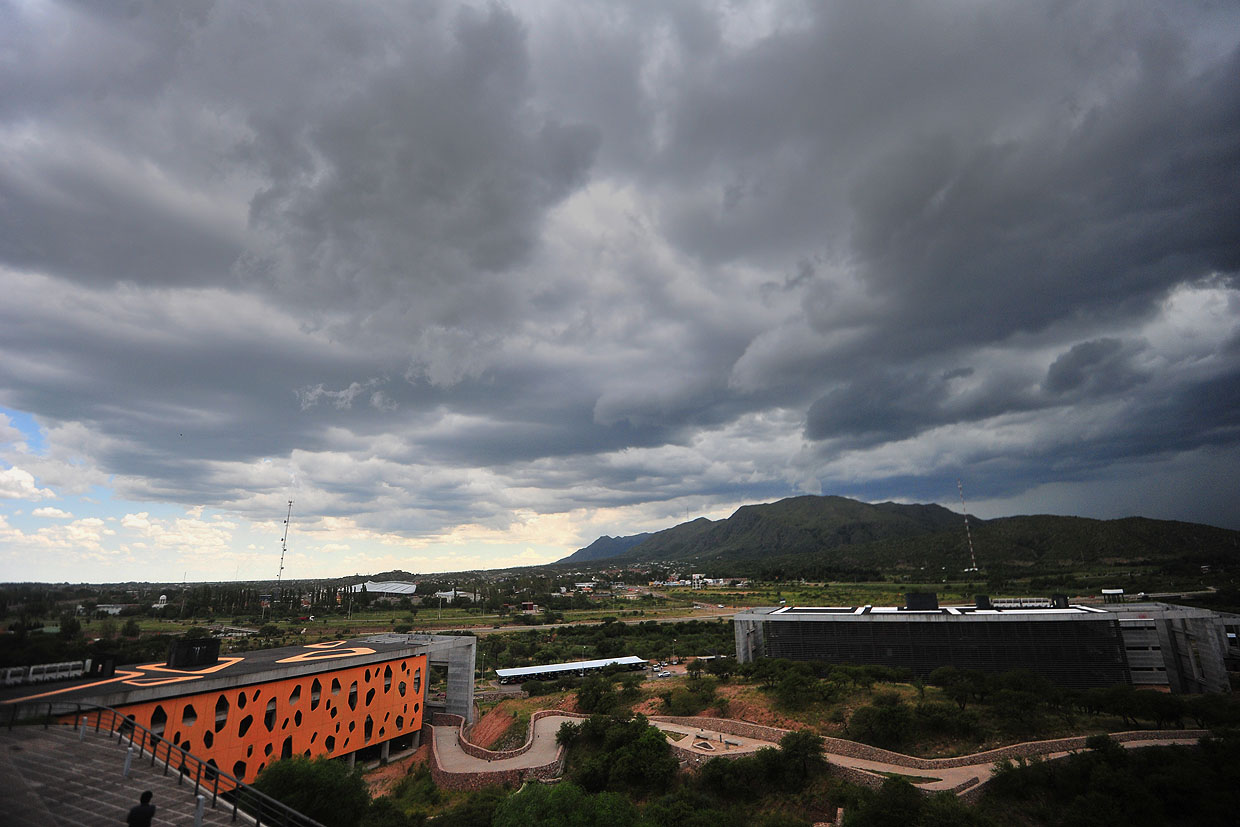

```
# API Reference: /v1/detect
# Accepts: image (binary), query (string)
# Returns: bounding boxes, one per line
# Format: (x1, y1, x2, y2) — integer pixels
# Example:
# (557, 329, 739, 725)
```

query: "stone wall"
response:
(650, 716, 1207, 771)
(433, 710, 587, 762)
(650, 715, 791, 744)
(424, 711, 581, 790)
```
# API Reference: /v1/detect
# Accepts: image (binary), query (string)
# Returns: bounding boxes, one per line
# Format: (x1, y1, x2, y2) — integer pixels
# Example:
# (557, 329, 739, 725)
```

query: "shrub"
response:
(250, 757, 369, 827)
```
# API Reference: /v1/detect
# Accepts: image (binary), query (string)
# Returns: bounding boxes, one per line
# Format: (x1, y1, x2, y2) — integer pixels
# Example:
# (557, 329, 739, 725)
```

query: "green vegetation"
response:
(249, 757, 371, 827)
(481, 618, 735, 674)
(977, 733, 1240, 826)
(493, 783, 640, 827)
(543, 714, 834, 826)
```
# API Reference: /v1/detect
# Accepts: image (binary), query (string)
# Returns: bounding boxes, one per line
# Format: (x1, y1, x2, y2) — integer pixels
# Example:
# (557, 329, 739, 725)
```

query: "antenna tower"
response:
(957, 480, 979, 572)
(276, 499, 293, 603)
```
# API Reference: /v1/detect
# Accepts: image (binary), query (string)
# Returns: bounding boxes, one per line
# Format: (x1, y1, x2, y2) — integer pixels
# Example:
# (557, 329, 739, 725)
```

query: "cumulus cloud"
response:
(32, 507, 73, 519)
(0, 466, 54, 500)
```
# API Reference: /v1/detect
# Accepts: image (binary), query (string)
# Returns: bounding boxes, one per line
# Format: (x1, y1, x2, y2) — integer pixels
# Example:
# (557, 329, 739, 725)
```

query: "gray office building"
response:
(734, 595, 1237, 693)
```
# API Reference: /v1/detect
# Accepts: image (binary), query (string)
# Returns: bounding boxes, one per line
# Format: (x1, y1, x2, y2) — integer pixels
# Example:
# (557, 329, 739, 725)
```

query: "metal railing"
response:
(4, 701, 324, 827)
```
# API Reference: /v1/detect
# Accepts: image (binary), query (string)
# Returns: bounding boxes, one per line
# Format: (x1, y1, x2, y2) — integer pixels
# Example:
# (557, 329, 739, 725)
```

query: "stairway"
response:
(1, 722, 244, 826)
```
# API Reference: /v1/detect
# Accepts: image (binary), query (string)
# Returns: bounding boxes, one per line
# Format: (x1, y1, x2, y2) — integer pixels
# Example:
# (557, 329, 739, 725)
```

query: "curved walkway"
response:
(432, 714, 578, 773)
(821, 733, 1204, 793)
(432, 711, 1207, 797)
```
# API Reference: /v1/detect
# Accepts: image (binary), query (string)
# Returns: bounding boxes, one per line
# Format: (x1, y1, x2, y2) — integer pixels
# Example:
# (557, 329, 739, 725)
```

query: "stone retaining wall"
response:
(424, 717, 572, 791)
(650, 717, 1207, 771)
(651, 715, 792, 744)
(433, 710, 588, 762)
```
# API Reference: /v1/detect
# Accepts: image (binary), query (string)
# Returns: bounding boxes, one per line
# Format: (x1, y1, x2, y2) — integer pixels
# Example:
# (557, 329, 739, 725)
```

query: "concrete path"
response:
(870, 734, 1205, 793)
(432, 711, 1205, 798)
(653, 720, 775, 757)
(432, 714, 578, 773)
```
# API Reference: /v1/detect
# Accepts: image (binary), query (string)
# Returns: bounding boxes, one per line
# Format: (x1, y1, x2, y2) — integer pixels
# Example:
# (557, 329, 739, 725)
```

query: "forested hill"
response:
(558, 495, 960, 565)
(556, 494, 1240, 575)
(561, 533, 652, 564)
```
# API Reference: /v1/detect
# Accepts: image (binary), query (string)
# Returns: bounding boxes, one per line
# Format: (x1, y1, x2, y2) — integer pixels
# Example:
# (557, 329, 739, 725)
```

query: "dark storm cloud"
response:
(1044, 339, 1144, 396)
(241, 4, 599, 317)
(3, 0, 1240, 550)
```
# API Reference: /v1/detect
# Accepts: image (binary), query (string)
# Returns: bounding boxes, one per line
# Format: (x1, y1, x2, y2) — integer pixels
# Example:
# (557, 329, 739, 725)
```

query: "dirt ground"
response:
(364, 742, 431, 797)
(468, 693, 582, 749)
(632, 682, 819, 732)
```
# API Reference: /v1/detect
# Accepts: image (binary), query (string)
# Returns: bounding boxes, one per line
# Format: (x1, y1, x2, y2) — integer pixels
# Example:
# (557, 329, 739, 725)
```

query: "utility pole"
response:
(958, 481, 979, 573)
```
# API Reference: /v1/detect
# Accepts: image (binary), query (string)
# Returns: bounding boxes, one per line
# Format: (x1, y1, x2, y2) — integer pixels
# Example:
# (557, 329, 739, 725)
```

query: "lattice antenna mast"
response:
(958, 480, 979, 572)
(276, 499, 293, 602)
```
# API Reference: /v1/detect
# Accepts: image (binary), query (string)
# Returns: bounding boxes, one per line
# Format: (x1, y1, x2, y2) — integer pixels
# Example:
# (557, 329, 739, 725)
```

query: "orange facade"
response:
(110, 653, 426, 784)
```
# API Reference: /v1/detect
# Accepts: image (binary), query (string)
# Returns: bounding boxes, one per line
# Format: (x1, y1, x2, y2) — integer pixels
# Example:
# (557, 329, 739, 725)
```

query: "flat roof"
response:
(495, 656, 646, 679)
(0, 634, 452, 708)
(349, 580, 417, 594)
(750, 604, 1110, 619)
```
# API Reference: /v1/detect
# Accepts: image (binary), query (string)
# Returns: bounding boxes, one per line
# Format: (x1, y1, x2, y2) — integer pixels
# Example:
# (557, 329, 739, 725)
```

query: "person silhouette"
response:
(126, 790, 156, 826)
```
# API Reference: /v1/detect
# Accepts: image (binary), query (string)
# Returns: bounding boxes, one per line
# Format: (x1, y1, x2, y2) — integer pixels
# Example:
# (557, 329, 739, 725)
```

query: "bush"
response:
(849, 700, 912, 750)
(492, 782, 641, 827)
(250, 757, 370, 827)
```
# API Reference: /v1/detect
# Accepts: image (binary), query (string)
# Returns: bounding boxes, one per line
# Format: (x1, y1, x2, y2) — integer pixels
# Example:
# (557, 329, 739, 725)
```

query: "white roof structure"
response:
(494, 655, 647, 679)
(349, 580, 418, 595)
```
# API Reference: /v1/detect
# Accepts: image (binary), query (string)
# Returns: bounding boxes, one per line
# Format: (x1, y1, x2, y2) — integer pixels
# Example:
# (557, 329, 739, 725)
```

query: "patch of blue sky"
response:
(1, 407, 46, 454)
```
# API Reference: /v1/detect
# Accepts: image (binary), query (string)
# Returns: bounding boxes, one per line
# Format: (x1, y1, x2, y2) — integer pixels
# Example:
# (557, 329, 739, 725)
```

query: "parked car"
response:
(658, 670, 671, 678)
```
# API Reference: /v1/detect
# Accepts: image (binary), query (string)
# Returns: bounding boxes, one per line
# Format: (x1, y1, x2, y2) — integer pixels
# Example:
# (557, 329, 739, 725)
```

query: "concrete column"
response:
(444, 639, 477, 723)
(411, 729, 421, 748)
(380, 740, 390, 764)
(346, 751, 356, 769)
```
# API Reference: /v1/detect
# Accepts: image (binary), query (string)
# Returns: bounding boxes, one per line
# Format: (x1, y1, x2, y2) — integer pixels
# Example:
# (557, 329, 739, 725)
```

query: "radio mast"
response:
(958, 480, 979, 572)
(276, 499, 293, 603)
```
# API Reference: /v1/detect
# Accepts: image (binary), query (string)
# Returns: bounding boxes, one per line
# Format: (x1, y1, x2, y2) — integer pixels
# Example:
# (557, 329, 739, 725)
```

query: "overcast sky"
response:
(2, 1, 1238, 584)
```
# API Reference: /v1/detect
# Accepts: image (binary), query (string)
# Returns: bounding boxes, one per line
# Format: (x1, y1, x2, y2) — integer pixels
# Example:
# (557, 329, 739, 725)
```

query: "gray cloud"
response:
(2, 0, 1239, 577)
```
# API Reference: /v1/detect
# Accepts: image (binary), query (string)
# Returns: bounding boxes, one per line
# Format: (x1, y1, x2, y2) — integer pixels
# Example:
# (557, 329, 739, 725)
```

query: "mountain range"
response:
(556, 495, 1240, 576)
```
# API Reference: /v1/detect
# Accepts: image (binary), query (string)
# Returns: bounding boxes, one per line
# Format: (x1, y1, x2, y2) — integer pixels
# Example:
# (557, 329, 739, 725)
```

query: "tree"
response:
(849, 700, 912, 750)
(250, 757, 370, 827)
(774, 670, 821, 710)
(492, 782, 640, 827)
(58, 613, 81, 640)
(578, 675, 620, 714)
(778, 729, 825, 786)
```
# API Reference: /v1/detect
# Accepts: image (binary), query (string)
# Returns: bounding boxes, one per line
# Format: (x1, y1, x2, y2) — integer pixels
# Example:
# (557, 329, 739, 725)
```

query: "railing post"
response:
(195, 761, 202, 797)
(79, 715, 87, 741)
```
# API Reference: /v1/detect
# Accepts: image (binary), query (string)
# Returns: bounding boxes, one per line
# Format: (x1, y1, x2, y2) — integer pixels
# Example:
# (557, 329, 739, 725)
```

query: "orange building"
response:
(2, 633, 476, 786)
